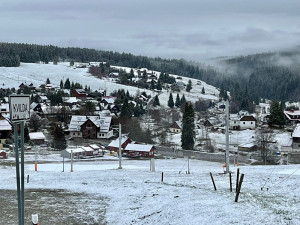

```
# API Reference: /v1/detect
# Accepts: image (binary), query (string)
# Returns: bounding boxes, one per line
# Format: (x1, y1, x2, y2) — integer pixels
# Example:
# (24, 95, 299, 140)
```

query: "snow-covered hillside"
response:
(0, 62, 219, 106)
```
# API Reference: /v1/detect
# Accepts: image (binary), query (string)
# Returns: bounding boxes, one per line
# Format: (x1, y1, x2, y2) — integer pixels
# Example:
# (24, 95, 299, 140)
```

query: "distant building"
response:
(169, 121, 182, 133)
(284, 110, 300, 125)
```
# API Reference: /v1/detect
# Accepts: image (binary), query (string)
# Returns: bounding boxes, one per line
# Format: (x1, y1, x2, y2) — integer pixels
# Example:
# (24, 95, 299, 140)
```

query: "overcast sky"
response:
(1, 0, 300, 61)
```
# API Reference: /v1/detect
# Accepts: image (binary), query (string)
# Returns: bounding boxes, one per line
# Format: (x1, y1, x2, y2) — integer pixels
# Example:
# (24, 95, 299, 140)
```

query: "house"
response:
(238, 143, 257, 152)
(29, 132, 46, 145)
(72, 89, 88, 98)
(229, 114, 256, 130)
(239, 115, 256, 130)
(110, 105, 120, 113)
(0, 115, 12, 139)
(0, 83, 9, 92)
(68, 115, 114, 139)
(95, 89, 107, 97)
(284, 110, 300, 125)
(109, 72, 119, 78)
(292, 124, 300, 150)
(0, 150, 7, 159)
(108, 136, 132, 152)
(101, 96, 116, 106)
(45, 84, 58, 92)
(169, 121, 182, 133)
(125, 144, 155, 158)
(0, 103, 9, 116)
(38, 95, 49, 103)
(62, 97, 78, 108)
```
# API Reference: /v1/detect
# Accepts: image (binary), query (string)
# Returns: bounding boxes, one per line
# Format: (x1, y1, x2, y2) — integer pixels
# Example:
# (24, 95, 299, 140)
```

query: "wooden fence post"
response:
(210, 172, 217, 191)
(229, 172, 232, 192)
(236, 168, 240, 192)
(235, 173, 244, 202)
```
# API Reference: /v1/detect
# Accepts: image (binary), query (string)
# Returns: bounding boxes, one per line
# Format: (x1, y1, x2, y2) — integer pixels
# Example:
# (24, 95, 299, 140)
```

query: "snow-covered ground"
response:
(1, 155, 300, 224)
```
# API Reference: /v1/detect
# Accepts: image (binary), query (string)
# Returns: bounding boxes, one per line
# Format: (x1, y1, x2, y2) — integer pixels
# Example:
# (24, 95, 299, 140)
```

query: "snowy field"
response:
(1, 156, 300, 224)
(0, 62, 219, 107)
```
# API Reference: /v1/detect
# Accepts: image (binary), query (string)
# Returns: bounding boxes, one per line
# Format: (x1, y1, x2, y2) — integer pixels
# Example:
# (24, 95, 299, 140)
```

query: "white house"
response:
(239, 115, 256, 130)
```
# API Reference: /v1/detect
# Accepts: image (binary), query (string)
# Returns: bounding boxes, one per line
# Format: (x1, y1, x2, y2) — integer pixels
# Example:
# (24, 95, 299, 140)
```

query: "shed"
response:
(0, 150, 7, 159)
(238, 143, 257, 152)
(29, 132, 46, 145)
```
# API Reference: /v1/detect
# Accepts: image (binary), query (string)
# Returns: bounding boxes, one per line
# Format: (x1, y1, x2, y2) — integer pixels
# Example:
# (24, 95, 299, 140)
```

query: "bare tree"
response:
(256, 129, 276, 164)
(29, 113, 42, 132)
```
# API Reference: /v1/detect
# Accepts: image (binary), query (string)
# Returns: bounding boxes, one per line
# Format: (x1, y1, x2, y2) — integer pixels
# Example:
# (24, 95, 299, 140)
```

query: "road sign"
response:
(9, 95, 30, 122)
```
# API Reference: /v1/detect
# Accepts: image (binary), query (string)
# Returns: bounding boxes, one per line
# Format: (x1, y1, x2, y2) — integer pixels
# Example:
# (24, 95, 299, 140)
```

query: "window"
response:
(243, 122, 245, 124)
(251, 122, 253, 124)
(73, 133, 75, 135)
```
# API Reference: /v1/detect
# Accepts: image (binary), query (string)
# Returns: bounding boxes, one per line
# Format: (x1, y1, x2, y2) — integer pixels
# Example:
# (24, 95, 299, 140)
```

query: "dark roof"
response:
(240, 115, 256, 121)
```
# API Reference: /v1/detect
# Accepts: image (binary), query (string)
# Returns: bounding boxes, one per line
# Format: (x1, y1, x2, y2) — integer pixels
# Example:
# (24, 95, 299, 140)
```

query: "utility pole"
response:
(118, 123, 122, 169)
(225, 100, 230, 173)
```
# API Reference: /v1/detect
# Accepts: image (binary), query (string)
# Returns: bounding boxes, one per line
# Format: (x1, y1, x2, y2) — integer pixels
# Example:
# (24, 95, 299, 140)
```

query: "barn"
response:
(125, 144, 155, 158)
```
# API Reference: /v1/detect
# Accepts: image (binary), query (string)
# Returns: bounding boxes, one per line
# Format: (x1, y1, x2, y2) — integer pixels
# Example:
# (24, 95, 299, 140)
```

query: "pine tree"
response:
(201, 87, 205, 94)
(153, 95, 160, 107)
(268, 101, 285, 127)
(60, 80, 63, 89)
(186, 80, 192, 92)
(156, 80, 162, 91)
(180, 94, 186, 112)
(175, 93, 181, 107)
(46, 78, 51, 84)
(64, 78, 71, 89)
(120, 99, 132, 119)
(168, 93, 174, 108)
(181, 102, 195, 150)
(150, 80, 155, 90)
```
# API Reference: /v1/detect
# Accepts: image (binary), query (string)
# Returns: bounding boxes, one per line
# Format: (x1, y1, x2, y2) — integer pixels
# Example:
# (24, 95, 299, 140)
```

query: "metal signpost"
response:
(9, 95, 30, 225)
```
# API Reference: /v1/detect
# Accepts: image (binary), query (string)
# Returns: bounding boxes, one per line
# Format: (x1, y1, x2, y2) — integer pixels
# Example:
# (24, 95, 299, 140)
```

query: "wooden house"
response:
(169, 121, 182, 133)
(108, 136, 132, 152)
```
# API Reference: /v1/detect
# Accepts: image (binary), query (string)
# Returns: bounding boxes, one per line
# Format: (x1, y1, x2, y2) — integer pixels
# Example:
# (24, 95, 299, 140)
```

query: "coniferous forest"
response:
(1, 42, 300, 107)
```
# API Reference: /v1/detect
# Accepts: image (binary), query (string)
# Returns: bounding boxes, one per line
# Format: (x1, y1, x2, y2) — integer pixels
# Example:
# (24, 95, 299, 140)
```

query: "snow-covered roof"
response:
(292, 124, 300, 138)
(125, 144, 154, 152)
(39, 96, 48, 100)
(29, 132, 46, 140)
(102, 97, 115, 104)
(108, 136, 129, 148)
(68, 115, 112, 133)
(65, 148, 85, 154)
(238, 143, 256, 148)
(81, 146, 94, 152)
(89, 144, 100, 150)
(0, 119, 12, 131)
(62, 97, 78, 104)
(284, 110, 300, 120)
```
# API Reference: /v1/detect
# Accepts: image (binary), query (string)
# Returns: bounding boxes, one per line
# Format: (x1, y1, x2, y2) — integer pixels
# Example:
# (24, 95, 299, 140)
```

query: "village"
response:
(0, 61, 300, 166)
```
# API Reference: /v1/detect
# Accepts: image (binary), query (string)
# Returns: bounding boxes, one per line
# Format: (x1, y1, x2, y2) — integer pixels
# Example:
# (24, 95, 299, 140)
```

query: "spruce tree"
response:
(175, 93, 181, 107)
(64, 78, 71, 89)
(60, 80, 63, 89)
(180, 94, 186, 112)
(269, 101, 285, 127)
(201, 87, 205, 94)
(153, 95, 160, 107)
(156, 80, 162, 91)
(186, 80, 192, 92)
(181, 102, 195, 150)
(46, 78, 51, 84)
(168, 93, 174, 108)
